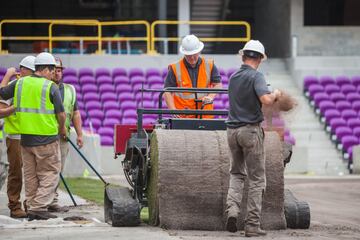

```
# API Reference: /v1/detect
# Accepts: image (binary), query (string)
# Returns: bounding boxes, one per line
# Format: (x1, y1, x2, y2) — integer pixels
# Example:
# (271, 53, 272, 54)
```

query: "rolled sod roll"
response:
(148, 129, 286, 230)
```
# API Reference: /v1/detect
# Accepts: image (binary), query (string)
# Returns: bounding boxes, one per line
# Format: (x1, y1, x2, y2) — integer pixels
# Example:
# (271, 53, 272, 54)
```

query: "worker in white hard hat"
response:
(0, 52, 66, 221)
(164, 34, 222, 118)
(48, 56, 83, 213)
(224, 40, 281, 237)
(0, 55, 36, 218)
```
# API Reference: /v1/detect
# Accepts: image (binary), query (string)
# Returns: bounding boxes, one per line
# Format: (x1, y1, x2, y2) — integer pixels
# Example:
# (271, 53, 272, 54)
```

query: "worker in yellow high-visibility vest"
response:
(0, 56, 36, 219)
(48, 56, 83, 213)
(0, 52, 67, 221)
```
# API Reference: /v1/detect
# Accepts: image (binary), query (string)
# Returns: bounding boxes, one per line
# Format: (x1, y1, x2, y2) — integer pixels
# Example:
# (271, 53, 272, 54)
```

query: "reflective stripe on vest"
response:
(63, 83, 76, 134)
(14, 76, 58, 135)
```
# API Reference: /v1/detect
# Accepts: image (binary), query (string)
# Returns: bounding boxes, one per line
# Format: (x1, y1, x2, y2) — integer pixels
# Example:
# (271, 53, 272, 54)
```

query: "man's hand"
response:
(201, 95, 214, 104)
(77, 135, 84, 148)
(59, 126, 67, 140)
(5, 67, 18, 78)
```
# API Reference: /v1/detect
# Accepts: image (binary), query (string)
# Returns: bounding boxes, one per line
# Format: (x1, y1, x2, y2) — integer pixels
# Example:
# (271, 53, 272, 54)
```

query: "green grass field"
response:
(59, 177, 149, 222)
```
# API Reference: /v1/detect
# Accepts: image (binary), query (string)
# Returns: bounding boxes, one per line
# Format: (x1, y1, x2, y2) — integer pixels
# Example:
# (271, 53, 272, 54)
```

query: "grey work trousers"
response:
(225, 124, 266, 228)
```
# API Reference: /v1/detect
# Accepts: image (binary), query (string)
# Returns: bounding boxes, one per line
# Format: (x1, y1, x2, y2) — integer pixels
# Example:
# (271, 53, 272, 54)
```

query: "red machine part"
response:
(114, 124, 154, 155)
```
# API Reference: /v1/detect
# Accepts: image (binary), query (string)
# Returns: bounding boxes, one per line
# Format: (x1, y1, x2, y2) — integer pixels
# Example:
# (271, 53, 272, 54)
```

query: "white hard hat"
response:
(19, 56, 35, 71)
(34, 52, 56, 66)
(179, 34, 204, 55)
(239, 40, 267, 60)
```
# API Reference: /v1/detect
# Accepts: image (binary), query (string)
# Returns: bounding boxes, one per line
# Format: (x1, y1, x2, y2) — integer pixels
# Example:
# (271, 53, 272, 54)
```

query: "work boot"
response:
(27, 210, 57, 221)
(245, 226, 267, 237)
(10, 208, 28, 218)
(48, 204, 70, 213)
(226, 216, 237, 233)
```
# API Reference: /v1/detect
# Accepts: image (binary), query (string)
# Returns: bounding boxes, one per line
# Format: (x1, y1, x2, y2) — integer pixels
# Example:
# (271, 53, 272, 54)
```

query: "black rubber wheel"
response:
(284, 189, 311, 229)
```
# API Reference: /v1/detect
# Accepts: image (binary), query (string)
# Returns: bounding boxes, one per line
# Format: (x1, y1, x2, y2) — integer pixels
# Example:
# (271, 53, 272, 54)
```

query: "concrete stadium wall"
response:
(291, 0, 360, 56)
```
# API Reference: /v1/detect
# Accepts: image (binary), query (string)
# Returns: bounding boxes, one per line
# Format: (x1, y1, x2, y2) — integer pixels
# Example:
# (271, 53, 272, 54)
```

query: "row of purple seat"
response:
(304, 75, 360, 169)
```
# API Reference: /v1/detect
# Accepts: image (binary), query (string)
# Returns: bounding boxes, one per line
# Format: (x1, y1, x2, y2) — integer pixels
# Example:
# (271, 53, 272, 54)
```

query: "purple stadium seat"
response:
(348, 118, 360, 129)
(133, 82, 148, 93)
(346, 92, 360, 103)
(324, 84, 340, 95)
(222, 76, 229, 84)
(218, 68, 226, 77)
(330, 92, 346, 103)
(319, 101, 336, 114)
(272, 118, 285, 127)
(137, 101, 154, 108)
(78, 68, 94, 78)
(224, 99, 229, 109)
(227, 68, 237, 78)
(63, 68, 77, 77)
(105, 110, 122, 119)
(325, 109, 341, 123)
(116, 84, 133, 94)
(123, 109, 137, 118)
(303, 76, 319, 91)
(147, 76, 163, 85)
(143, 116, 156, 125)
(85, 101, 102, 111)
(81, 84, 98, 94)
(79, 76, 96, 85)
(213, 99, 224, 109)
(313, 93, 330, 107)
(83, 92, 100, 102)
(77, 101, 85, 110)
(131, 76, 146, 85)
(88, 109, 104, 120)
(84, 118, 102, 130)
(97, 75, 113, 85)
(341, 135, 359, 152)
(0, 67, 6, 76)
(99, 84, 115, 94)
(308, 84, 324, 98)
(340, 84, 356, 95)
(335, 127, 353, 141)
(335, 76, 351, 87)
(135, 92, 153, 102)
(129, 68, 144, 78)
(329, 118, 347, 132)
(101, 92, 118, 102)
(284, 135, 296, 145)
(112, 68, 127, 78)
(341, 109, 358, 121)
(95, 68, 111, 79)
(335, 101, 352, 112)
(73, 84, 81, 93)
(103, 118, 121, 128)
(146, 68, 161, 78)
(149, 83, 164, 90)
(114, 76, 130, 85)
(352, 101, 360, 111)
(351, 76, 360, 87)
(103, 101, 120, 111)
(353, 127, 360, 139)
(100, 136, 113, 146)
(118, 92, 135, 102)
(98, 127, 114, 137)
(63, 76, 78, 85)
(120, 101, 137, 111)
(122, 117, 137, 124)
(76, 93, 83, 102)
(319, 76, 335, 87)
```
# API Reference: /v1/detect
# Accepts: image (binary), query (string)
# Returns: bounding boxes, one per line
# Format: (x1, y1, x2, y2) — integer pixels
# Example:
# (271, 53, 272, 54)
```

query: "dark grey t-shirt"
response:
(164, 58, 221, 88)
(0, 75, 65, 146)
(226, 64, 270, 128)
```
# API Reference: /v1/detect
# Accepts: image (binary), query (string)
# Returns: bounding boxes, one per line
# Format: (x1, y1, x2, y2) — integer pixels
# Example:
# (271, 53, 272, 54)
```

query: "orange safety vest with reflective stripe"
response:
(170, 57, 214, 119)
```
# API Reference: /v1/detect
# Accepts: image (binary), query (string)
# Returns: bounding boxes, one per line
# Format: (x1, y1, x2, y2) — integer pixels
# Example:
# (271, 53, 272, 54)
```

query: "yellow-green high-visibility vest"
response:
(13, 76, 58, 135)
(4, 110, 20, 135)
(62, 83, 76, 135)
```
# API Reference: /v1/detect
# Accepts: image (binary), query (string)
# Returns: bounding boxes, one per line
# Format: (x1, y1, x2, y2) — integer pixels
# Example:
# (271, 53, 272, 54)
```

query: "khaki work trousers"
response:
(22, 140, 61, 211)
(226, 124, 266, 228)
(51, 138, 69, 205)
(6, 138, 23, 210)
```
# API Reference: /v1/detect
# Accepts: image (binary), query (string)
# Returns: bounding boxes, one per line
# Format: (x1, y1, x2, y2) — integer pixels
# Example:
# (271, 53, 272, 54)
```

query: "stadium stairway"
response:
(260, 59, 348, 175)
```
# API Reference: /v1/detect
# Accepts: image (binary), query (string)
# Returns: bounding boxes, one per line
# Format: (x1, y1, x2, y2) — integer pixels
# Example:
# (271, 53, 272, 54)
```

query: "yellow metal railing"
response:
(150, 20, 251, 53)
(0, 19, 151, 54)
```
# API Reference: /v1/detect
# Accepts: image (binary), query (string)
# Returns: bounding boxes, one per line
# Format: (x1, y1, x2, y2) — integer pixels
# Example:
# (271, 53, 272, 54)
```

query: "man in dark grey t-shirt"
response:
(225, 40, 281, 237)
